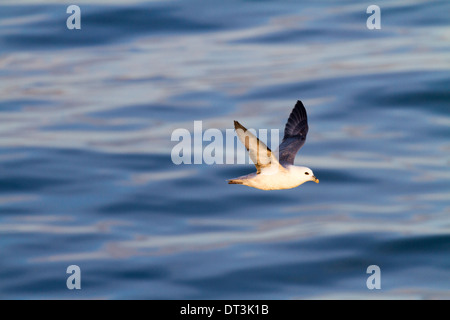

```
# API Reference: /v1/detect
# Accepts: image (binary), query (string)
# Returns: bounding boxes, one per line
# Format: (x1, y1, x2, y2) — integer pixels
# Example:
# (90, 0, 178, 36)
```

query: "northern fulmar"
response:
(228, 100, 319, 190)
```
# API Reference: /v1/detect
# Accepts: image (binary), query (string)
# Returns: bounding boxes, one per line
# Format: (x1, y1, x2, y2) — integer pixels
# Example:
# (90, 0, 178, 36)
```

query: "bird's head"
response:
(293, 166, 319, 184)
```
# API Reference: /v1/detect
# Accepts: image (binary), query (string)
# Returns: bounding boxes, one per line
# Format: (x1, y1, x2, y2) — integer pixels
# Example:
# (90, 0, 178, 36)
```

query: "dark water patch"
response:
(82, 6, 218, 34)
(357, 87, 450, 116)
(42, 122, 148, 132)
(1, 147, 169, 172)
(242, 76, 338, 102)
(176, 176, 214, 189)
(0, 266, 26, 281)
(3, 276, 63, 295)
(243, 71, 448, 110)
(89, 103, 226, 122)
(231, 192, 301, 206)
(382, 1, 450, 27)
(0, 176, 70, 193)
(99, 195, 231, 216)
(0, 4, 221, 52)
(93, 152, 170, 172)
(279, 232, 390, 252)
(0, 99, 52, 112)
(180, 256, 375, 297)
(106, 266, 168, 281)
(375, 234, 450, 255)
(1, 157, 49, 171)
(0, 207, 32, 215)
(346, 71, 450, 115)
(313, 169, 379, 185)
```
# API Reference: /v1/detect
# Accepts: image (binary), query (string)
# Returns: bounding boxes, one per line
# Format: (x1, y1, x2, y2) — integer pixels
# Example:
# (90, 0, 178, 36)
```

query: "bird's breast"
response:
(247, 171, 304, 190)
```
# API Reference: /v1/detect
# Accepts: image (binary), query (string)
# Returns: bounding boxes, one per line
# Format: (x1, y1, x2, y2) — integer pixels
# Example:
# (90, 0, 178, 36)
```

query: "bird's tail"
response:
(228, 179, 243, 185)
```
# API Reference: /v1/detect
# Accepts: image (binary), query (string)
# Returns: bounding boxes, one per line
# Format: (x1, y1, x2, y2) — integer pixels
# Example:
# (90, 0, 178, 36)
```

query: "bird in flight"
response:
(228, 100, 319, 190)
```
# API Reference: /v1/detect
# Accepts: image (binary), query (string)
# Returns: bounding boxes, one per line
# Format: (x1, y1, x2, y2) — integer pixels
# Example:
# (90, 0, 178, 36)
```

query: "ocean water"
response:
(0, 0, 449, 299)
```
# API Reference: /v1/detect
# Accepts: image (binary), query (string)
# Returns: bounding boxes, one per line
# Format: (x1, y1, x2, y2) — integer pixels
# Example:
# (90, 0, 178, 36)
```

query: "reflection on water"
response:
(0, 0, 449, 299)
(29, 210, 449, 262)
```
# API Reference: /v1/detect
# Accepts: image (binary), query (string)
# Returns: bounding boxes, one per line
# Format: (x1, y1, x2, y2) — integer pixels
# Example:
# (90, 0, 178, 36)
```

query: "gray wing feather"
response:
(234, 120, 281, 174)
(278, 100, 309, 166)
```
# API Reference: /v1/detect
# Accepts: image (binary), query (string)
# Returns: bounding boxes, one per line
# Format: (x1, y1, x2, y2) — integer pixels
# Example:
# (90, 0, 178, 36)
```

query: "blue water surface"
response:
(0, 0, 449, 299)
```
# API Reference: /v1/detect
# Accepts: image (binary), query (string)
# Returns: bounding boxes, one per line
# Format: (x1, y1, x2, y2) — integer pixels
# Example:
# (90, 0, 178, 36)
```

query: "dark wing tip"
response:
(234, 120, 246, 132)
(295, 100, 304, 108)
(283, 100, 309, 140)
(293, 100, 307, 118)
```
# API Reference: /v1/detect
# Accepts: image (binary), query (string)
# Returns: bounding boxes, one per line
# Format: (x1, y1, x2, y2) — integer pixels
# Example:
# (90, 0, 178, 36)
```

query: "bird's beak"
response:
(312, 176, 319, 183)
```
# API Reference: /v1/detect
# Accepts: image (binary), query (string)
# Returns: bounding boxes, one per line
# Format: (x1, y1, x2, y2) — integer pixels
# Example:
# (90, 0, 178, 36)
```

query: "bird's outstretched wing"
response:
(278, 100, 309, 166)
(234, 121, 282, 174)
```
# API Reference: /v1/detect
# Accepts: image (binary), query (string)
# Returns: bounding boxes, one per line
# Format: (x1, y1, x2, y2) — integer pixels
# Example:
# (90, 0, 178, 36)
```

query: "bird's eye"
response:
(305, 172, 309, 175)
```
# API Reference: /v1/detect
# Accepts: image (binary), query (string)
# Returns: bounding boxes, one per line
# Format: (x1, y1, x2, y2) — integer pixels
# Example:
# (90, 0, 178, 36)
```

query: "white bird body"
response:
(229, 165, 314, 191)
(228, 100, 319, 191)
